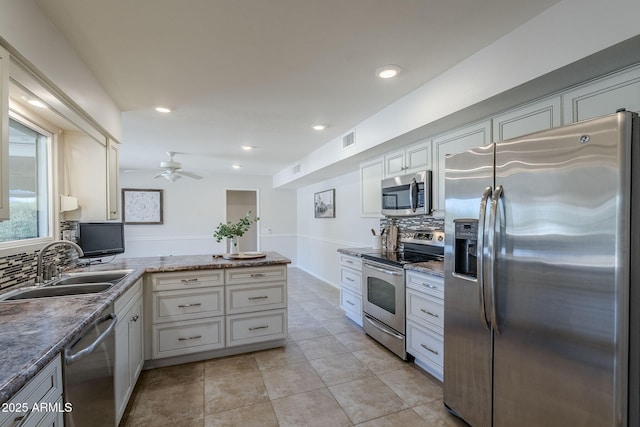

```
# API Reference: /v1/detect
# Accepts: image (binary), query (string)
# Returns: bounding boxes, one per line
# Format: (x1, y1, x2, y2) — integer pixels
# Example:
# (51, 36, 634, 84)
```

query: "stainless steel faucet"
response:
(36, 240, 84, 284)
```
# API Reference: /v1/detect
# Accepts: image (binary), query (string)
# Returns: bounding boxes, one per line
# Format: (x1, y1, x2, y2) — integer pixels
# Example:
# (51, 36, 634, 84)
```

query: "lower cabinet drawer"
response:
(152, 287, 224, 323)
(226, 282, 286, 314)
(226, 309, 286, 347)
(406, 321, 444, 371)
(406, 288, 444, 331)
(340, 287, 361, 316)
(152, 317, 224, 359)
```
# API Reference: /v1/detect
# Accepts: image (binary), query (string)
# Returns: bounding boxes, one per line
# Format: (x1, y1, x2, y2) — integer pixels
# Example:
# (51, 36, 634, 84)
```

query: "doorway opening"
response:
(226, 190, 258, 252)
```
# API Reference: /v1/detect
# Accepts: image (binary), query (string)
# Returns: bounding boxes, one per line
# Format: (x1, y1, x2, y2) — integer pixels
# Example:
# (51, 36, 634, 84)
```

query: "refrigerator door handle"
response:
(487, 185, 503, 334)
(477, 186, 492, 330)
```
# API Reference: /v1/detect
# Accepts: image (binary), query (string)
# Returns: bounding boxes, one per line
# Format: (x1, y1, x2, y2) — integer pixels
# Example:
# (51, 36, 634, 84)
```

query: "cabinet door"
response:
(359, 156, 383, 217)
(384, 149, 406, 177)
(0, 45, 9, 221)
(129, 295, 144, 390)
(433, 121, 491, 212)
(562, 64, 640, 124)
(107, 138, 119, 220)
(492, 96, 561, 142)
(115, 292, 143, 425)
(404, 140, 431, 175)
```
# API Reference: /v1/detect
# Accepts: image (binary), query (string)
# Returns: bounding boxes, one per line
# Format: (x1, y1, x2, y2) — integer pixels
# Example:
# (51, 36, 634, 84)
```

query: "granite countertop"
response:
(337, 247, 380, 257)
(0, 251, 290, 404)
(404, 260, 445, 278)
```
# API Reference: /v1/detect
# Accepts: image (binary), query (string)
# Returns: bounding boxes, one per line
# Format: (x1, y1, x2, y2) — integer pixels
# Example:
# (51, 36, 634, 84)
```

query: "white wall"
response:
(296, 169, 379, 287)
(0, 0, 122, 141)
(119, 172, 297, 263)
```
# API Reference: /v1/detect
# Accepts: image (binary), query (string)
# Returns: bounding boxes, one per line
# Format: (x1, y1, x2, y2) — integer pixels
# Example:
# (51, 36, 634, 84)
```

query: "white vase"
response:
(227, 236, 239, 254)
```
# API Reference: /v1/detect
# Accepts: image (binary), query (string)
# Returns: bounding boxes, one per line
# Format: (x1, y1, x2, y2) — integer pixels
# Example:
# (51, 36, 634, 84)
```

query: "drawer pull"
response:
(178, 335, 202, 341)
(346, 300, 355, 306)
(14, 409, 33, 427)
(425, 283, 437, 289)
(131, 314, 140, 322)
(248, 325, 269, 331)
(345, 277, 355, 282)
(420, 343, 439, 355)
(248, 296, 269, 300)
(250, 273, 265, 278)
(420, 308, 439, 318)
(178, 303, 202, 308)
(181, 278, 199, 284)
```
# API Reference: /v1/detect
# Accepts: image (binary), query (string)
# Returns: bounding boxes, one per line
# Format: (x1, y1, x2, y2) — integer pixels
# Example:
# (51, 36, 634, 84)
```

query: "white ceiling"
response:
(35, 0, 561, 178)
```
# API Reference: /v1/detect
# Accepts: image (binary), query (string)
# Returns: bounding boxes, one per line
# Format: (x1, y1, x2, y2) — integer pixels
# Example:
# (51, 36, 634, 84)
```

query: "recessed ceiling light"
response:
(232, 164, 243, 169)
(241, 145, 254, 151)
(312, 124, 326, 131)
(376, 65, 402, 79)
(27, 99, 48, 109)
(155, 106, 172, 113)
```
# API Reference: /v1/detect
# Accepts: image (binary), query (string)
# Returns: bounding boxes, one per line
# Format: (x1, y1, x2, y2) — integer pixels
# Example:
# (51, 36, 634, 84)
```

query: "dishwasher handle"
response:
(65, 313, 117, 365)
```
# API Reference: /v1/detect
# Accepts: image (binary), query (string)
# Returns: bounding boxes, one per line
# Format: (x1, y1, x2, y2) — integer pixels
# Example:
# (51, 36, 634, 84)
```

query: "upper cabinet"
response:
(433, 121, 491, 212)
(562, 64, 640, 124)
(0, 45, 9, 221)
(384, 140, 431, 178)
(62, 130, 109, 221)
(492, 96, 561, 142)
(107, 138, 120, 220)
(360, 156, 384, 217)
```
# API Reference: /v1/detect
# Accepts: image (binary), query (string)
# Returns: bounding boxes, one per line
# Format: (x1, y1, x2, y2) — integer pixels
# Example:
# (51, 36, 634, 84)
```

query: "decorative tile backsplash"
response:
(380, 215, 444, 232)
(0, 221, 82, 292)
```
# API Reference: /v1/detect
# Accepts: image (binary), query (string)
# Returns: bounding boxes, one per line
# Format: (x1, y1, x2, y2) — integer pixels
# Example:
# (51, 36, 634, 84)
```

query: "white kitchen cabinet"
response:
(61, 130, 108, 221)
(384, 139, 431, 178)
(338, 253, 363, 326)
(114, 278, 144, 425)
(433, 120, 491, 212)
(0, 45, 9, 221)
(359, 156, 384, 217)
(149, 270, 225, 359)
(0, 355, 63, 427)
(492, 95, 561, 142)
(107, 138, 120, 220)
(224, 265, 288, 347)
(405, 270, 444, 381)
(562, 64, 640, 124)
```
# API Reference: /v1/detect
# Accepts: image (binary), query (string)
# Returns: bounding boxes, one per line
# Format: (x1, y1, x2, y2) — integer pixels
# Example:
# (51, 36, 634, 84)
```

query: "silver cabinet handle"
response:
(420, 308, 439, 318)
(248, 325, 269, 331)
(423, 283, 437, 289)
(248, 296, 268, 300)
(250, 273, 265, 278)
(345, 277, 355, 282)
(346, 300, 355, 306)
(420, 343, 439, 355)
(345, 260, 354, 264)
(181, 278, 199, 284)
(178, 335, 201, 341)
(131, 314, 139, 322)
(178, 303, 202, 308)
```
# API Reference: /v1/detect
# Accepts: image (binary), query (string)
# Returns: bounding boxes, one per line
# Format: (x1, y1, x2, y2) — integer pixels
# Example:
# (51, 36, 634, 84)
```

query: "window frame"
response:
(0, 106, 58, 254)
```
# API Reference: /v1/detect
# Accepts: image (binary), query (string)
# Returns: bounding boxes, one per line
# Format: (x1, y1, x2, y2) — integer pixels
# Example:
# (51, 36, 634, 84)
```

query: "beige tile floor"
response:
(120, 268, 467, 426)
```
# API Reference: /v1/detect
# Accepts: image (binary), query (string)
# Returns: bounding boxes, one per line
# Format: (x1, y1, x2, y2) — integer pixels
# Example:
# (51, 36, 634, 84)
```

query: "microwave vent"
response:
(342, 131, 356, 149)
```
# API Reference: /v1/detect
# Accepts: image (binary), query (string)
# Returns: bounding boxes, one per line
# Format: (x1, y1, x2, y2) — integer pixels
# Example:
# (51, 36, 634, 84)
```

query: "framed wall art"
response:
(122, 188, 163, 224)
(314, 189, 335, 218)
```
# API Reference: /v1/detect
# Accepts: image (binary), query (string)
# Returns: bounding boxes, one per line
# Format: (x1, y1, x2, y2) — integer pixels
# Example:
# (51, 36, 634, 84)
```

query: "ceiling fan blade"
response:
(152, 172, 165, 179)
(178, 170, 203, 179)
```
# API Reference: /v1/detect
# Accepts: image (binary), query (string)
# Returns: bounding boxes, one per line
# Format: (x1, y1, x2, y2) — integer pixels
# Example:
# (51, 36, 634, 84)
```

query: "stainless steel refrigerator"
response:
(443, 111, 639, 427)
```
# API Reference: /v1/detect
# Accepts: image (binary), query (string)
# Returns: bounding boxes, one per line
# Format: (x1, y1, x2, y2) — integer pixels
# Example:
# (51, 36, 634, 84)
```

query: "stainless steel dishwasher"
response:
(63, 305, 117, 427)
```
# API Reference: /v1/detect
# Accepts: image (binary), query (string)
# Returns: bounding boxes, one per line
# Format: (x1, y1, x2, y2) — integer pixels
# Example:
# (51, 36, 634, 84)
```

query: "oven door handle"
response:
(364, 263, 403, 276)
(365, 315, 404, 340)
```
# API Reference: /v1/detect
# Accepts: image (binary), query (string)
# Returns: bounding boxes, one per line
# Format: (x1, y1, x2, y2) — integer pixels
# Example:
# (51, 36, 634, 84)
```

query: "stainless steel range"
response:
(362, 230, 444, 359)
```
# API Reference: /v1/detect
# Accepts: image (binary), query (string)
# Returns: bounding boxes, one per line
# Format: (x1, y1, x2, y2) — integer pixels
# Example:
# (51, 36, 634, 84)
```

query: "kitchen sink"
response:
(0, 283, 113, 301)
(0, 269, 133, 301)
(52, 269, 133, 286)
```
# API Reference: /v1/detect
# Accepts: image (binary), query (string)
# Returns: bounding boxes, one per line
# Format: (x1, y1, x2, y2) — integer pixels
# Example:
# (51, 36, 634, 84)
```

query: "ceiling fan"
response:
(153, 152, 203, 182)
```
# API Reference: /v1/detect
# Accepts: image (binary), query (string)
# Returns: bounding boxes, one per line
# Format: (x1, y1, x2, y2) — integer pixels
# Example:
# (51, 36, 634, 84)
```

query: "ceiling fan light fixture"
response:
(376, 64, 402, 79)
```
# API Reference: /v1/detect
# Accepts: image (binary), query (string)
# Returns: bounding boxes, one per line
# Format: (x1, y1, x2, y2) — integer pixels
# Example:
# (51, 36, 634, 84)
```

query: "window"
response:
(0, 116, 51, 242)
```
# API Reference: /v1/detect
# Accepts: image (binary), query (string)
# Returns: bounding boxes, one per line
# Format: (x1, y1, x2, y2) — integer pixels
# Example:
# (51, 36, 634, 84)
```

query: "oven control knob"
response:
(438, 236, 444, 241)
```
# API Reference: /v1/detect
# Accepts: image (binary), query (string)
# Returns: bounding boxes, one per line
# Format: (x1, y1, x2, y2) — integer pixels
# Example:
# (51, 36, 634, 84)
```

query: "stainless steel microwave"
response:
(381, 171, 432, 216)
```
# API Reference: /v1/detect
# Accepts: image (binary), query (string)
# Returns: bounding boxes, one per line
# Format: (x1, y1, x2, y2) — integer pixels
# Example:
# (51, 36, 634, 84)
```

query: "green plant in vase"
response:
(213, 211, 259, 254)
